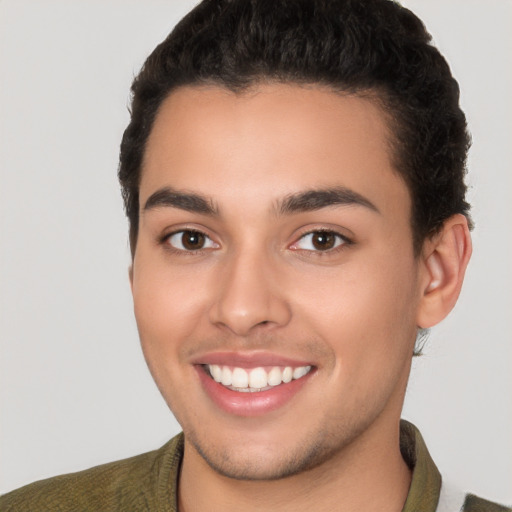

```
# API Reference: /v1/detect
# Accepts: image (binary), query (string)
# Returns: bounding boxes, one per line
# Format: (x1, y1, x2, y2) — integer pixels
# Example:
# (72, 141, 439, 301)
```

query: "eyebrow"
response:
(142, 185, 379, 217)
(143, 187, 218, 215)
(276, 187, 380, 215)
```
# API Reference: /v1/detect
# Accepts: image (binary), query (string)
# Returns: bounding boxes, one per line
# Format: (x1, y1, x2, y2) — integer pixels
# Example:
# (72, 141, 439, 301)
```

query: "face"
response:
(131, 83, 424, 480)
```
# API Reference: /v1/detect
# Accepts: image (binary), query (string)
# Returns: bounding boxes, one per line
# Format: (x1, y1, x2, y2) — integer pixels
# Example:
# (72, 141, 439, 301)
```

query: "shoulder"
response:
(462, 494, 512, 512)
(0, 434, 183, 512)
(438, 478, 511, 512)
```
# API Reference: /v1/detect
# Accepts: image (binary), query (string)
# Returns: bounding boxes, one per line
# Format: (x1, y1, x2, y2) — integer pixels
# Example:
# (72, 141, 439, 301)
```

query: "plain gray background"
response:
(1, 0, 511, 502)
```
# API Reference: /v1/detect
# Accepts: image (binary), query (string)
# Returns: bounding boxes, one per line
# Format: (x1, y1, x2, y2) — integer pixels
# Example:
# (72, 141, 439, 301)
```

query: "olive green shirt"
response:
(1, 421, 510, 511)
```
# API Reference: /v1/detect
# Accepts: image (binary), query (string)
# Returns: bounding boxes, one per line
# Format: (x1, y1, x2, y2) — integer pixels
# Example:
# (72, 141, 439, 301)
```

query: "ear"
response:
(416, 214, 472, 328)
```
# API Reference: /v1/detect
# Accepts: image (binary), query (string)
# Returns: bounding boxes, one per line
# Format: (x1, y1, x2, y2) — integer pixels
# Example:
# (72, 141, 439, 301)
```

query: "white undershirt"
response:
(436, 479, 467, 512)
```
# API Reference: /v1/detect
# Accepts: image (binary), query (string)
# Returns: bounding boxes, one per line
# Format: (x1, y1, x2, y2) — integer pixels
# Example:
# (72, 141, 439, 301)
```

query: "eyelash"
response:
(161, 228, 352, 256)
(161, 229, 219, 255)
(289, 229, 353, 256)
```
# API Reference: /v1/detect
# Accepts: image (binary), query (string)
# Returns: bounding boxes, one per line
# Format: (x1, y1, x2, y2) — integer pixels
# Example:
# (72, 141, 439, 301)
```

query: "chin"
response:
(184, 424, 350, 481)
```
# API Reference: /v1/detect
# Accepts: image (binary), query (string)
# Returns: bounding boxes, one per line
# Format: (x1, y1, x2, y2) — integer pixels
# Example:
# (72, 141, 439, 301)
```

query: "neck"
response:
(178, 416, 411, 512)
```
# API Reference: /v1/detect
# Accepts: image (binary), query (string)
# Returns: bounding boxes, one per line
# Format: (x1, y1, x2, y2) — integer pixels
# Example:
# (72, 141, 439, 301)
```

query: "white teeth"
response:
(293, 366, 309, 379)
(267, 366, 282, 386)
(232, 367, 249, 388)
(221, 366, 232, 386)
(249, 367, 268, 389)
(282, 366, 293, 383)
(211, 364, 222, 382)
(207, 364, 312, 391)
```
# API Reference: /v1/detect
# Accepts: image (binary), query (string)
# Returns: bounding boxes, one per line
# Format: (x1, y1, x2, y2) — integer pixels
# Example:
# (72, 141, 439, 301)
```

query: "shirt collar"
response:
(400, 419, 442, 512)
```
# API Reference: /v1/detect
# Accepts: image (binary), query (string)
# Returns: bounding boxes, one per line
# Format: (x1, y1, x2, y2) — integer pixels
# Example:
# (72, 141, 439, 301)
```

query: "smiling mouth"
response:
(204, 364, 313, 392)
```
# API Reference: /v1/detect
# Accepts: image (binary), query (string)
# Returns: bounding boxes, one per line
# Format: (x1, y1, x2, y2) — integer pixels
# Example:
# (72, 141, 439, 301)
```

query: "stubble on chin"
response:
(182, 416, 372, 482)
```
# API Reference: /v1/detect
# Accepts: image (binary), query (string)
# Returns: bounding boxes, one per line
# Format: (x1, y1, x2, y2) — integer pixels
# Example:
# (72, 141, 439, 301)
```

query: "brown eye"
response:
(181, 231, 205, 250)
(311, 232, 336, 250)
(292, 230, 347, 252)
(167, 230, 218, 252)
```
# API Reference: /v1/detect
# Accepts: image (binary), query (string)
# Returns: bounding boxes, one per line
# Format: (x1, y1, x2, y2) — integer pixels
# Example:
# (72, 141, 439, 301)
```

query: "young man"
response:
(1, 0, 510, 511)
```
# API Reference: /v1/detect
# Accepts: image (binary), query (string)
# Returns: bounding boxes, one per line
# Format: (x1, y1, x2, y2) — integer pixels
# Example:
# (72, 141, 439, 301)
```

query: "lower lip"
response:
(196, 366, 313, 417)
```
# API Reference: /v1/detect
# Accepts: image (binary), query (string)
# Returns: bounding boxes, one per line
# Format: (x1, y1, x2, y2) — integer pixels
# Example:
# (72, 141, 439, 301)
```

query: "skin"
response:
(130, 83, 471, 511)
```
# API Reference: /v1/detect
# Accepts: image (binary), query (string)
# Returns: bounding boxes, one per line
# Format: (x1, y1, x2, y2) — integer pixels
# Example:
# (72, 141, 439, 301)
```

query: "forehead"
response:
(140, 83, 410, 219)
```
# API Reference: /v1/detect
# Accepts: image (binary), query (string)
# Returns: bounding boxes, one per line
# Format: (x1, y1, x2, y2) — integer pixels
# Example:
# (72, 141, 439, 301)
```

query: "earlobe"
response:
(416, 214, 472, 328)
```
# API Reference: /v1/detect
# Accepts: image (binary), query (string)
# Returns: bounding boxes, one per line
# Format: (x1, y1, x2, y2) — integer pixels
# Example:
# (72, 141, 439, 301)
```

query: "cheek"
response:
(131, 260, 214, 414)
(343, 258, 419, 369)
(295, 251, 419, 366)
(131, 258, 212, 357)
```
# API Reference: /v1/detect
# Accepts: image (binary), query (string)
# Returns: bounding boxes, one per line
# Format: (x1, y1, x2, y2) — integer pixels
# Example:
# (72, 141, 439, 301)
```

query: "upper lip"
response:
(191, 351, 313, 368)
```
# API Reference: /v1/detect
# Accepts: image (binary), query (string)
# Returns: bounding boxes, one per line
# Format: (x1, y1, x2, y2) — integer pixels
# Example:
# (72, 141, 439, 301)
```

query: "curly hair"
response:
(119, 0, 472, 256)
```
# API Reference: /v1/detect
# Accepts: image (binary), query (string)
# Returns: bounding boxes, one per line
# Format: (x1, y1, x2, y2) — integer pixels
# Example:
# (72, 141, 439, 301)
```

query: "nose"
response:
(209, 248, 292, 336)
